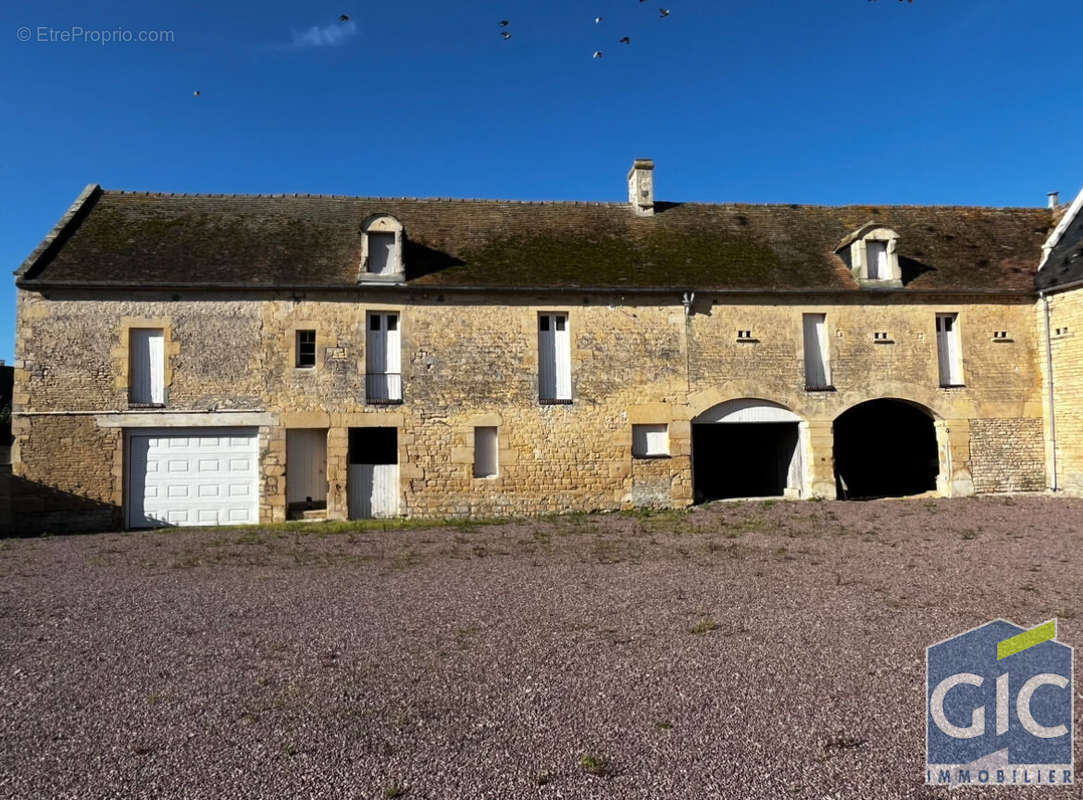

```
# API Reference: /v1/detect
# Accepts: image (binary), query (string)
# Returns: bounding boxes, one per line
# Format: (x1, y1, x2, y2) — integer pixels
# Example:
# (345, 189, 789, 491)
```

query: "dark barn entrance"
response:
(833, 399, 939, 499)
(692, 422, 800, 502)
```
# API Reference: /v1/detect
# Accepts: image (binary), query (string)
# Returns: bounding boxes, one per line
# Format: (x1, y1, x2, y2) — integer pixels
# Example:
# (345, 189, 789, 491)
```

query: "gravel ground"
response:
(1, 496, 1081, 799)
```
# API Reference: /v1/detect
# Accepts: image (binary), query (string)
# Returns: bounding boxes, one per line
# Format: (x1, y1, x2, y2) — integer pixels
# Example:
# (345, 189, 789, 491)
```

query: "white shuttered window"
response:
(866, 240, 888, 280)
(129, 328, 165, 405)
(802, 314, 831, 389)
(632, 424, 669, 457)
(538, 313, 571, 402)
(936, 313, 963, 386)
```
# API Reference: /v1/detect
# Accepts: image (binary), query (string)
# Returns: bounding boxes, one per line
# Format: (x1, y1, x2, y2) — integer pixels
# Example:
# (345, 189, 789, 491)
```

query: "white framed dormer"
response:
(359, 214, 405, 282)
(837, 222, 902, 287)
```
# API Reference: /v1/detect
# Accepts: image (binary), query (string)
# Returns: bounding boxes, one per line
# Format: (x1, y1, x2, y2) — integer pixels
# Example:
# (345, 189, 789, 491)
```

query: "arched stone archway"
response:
(691, 399, 807, 502)
(833, 398, 939, 499)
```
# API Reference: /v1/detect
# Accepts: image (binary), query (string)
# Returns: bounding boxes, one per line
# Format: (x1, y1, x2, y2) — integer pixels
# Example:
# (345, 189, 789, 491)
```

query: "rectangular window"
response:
(936, 313, 963, 386)
(367, 233, 396, 275)
(129, 328, 165, 405)
(802, 313, 831, 389)
(295, 329, 316, 368)
(632, 424, 669, 458)
(366, 312, 402, 403)
(538, 312, 571, 403)
(866, 240, 888, 280)
(473, 427, 499, 478)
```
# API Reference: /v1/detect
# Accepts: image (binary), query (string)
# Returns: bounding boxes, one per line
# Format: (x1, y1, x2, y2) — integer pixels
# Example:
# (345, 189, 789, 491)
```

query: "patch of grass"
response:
(655, 720, 673, 730)
(688, 617, 719, 635)
(384, 782, 409, 798)
(578, 753, 613, 777)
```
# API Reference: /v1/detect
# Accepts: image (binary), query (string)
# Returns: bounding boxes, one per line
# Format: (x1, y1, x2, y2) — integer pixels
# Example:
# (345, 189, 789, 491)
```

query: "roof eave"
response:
(14, 184, 102, 279)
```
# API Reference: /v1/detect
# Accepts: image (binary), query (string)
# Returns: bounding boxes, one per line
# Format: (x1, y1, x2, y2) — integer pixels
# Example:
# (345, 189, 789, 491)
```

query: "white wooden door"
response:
(366, 313, 401, 401)
(348, 464, 399, 518)
(127, 427, 258, 528)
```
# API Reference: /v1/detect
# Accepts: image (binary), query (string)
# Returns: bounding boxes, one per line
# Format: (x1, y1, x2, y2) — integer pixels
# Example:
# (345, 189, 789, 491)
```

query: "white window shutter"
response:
(937, 313, 962, 385)
(147, 330, 165, 404)
(802, 314, 829, 388)
(130, 328, 164, 404)
(867, 241, 888, 279)
(368, 233, 396, 274)
(554, 315, 571, 400)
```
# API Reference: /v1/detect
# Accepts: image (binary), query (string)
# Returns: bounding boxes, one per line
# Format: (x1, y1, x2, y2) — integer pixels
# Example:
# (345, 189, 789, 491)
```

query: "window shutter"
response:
(802, 314, 829, 388)
(130, 328, 165, 404)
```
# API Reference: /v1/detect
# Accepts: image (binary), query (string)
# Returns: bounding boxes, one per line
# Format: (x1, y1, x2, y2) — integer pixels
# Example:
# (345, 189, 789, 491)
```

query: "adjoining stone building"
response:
(8, 161, 1081, 533)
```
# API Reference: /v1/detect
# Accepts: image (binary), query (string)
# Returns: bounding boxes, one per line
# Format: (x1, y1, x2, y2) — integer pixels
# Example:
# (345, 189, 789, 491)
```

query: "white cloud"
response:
(290, 19, 357, 48)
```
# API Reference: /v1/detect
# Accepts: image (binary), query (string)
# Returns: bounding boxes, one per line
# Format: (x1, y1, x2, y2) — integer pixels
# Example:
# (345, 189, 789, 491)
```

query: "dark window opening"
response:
(833, 399, 938, 499)
(349, 427, 398, 465)
(692, 422, 798, 502)
(295, 330, 316, 367)
(539, 315, 550, 331)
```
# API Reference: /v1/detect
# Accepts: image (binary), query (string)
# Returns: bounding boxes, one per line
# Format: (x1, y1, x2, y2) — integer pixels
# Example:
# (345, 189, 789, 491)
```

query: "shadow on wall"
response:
(0, 468, 121, 537)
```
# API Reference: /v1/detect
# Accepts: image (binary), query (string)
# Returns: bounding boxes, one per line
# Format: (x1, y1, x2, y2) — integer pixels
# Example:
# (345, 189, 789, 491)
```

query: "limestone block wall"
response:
(10, 287, 1050, 531)
(1038, 287, 1083, 492)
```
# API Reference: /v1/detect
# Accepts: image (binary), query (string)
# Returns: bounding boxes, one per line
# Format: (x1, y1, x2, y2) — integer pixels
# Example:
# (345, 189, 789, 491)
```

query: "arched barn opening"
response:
(692, 399, 805, 502)
(833, 399, 939, 499)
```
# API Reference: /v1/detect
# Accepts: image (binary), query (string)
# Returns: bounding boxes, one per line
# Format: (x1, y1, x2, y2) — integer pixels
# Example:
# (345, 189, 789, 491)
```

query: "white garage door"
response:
(127, 428, 259, 528)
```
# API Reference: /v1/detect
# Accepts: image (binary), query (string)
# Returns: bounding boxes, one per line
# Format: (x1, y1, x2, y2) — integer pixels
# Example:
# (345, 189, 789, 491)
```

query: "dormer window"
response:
(837, 222, 902, 286)
(360, 214, 405, 281)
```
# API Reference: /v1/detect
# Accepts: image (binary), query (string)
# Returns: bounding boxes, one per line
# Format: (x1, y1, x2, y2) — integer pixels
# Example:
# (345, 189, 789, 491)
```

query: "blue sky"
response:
(2, 0, 1081, 362)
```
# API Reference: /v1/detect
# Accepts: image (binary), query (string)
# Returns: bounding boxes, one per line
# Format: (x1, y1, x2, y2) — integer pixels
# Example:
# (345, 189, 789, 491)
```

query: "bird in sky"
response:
(339, 13, 349, 22)
(659, 8, 670, 17)
(595, 16, 603, 23)
(499, 19, 509, 26)
(501, 30, 511, 39)
(619, 36, 631, 44)
(193, 90, 200, 96)
(593, 50, 603, 58)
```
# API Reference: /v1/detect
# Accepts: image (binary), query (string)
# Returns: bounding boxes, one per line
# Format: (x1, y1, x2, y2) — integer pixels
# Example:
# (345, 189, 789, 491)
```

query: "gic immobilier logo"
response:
(926, 619, 1073, 787)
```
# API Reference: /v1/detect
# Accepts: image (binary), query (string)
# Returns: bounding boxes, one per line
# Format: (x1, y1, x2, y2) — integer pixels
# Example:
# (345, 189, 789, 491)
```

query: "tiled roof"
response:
(16, 186, 1052, 293)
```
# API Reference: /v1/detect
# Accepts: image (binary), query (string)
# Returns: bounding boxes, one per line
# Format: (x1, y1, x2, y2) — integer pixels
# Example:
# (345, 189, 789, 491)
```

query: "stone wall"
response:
(11, 288, 1049, 531)
(969, 418, 1045, 493)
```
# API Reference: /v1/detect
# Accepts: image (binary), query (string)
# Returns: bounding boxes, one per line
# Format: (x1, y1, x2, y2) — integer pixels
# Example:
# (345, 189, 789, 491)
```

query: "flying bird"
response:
(499, 19, 509, 26)
(501, 31, 511, 39)
(339, 13, 349, 22)
(659, 8, 670, 17)
(619, 36, 630, 44)
(595, 16, 603, 23)
(192, 90, 200, 96)
(593, 50, 603, 58)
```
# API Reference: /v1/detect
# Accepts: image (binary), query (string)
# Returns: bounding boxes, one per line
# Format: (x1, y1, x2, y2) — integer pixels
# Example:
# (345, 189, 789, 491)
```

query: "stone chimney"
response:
(627, 159, 654, 216)
(1048, 191, 1060, 209)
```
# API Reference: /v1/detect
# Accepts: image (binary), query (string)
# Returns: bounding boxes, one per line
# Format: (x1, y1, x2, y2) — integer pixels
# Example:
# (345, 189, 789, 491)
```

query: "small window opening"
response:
(296, 330, 316, 367)
(632, 424, 669, 458)
(474, 427, 499, 478)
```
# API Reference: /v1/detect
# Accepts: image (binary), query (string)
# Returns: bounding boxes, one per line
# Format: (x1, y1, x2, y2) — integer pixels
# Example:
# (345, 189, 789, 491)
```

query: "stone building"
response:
(8, 161, 1082, 533)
